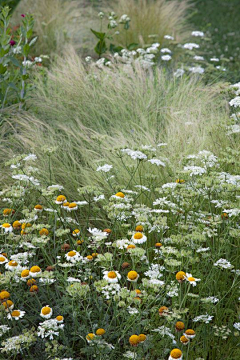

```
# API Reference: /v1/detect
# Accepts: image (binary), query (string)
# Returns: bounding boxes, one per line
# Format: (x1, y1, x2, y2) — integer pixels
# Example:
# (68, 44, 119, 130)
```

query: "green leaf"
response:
(94, 40, 107, 56)
(8, 82, 18, 92)
(109, 44, 123, 53)
(90, 29, 106, 40)
(127, 43, 138, 50)
(9, 56, 21, 67)
(23, 43, 30, 56)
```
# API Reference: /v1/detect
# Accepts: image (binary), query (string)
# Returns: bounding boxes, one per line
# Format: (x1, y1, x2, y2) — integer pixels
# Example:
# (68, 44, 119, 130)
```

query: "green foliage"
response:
(0, 6, 35, 110)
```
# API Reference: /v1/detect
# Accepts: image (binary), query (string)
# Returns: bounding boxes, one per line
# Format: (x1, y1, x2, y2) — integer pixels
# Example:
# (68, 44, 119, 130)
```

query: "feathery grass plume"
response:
(2, 48, 232, 197)
(11, 0, 82, 55)
(109, 0, 190, 47)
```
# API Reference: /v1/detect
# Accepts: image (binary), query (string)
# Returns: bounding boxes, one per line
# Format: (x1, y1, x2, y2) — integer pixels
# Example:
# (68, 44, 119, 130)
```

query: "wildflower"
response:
(132, 232, 147, 244)
(233, 323, 240, 331)
(135, 225, 143, 232)
(169, 349, 182, 359)
(2, 300, 14, 311)
(138, 334, 147, 342)
(86, 333, 95, 342)
(115, 192, 125, 198)
(122, 262, 130, 269)
(3, 208, 13, 216)
(180, 335, 189, 345)
(164, 35, 174, 40)
(61, 243, 70, 251)
(68, 202, 78, 211)
(176, 271, 186, 283)
(13, 220, 21, 229)
(103, 271, 121, 283)
(192, 30, 204, 37)
(189, 66, 205, 74)
(0, 255, 8, 264)
(55, 195, 67, 204)
(96, 328, 105, 335)
(86, 255, 93, 261)
(39, 228, 49, 236)
(155, 242, 162, 248)
(21, 269, 30, 279)
(40, 306, 53, 319)
(159, 306, 169, 316)
(184, 329, 196, 339)
(34, 205, 43, 212)
(29, 285, 39, 293)
(129, 335, 140, 346)
(5, 260, 20, 271)
(214, 258, 233, 269)
(1, 223, 13, 233)
(161, 55, 172, 61)
(127, 271, 139, 282)
(0, 290, 10, 300)
(174, 69, 185, 77)
(96, 164, 113, 172)
(72, 229, 80, 237)
(183, 43, 200, 50)
(7, 310, 25, 320)
(9, 40, 16, 46)
(27, 278, 37, 286)
(193, 314, 213, 323)
(55, 315, 64, 323)
(65, 250, 81, 263)
(185, 273, 201, 286)
(29, 265, 42, 277)
(175, 321, 185, 331)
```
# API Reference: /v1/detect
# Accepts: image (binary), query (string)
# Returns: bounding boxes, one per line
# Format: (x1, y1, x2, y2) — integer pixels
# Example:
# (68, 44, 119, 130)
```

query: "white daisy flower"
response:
(132, 232, 147, 244)
(185, 273, 201, 286)
(7, 310, 26, 320)
(40, 306, 53, 319)
(103, 271, 121, 283)
(65, 250, 81, 263)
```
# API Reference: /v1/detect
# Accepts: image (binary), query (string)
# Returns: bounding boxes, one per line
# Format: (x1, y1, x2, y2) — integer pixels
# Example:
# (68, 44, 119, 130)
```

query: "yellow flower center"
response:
(170, 349, 182, 359)
(39, 228, 49, 236)
(155, 242, 162, 247)
(129, 335, 139, 345)
(175, 321, 185, 330)
(0, 256, 6, 262)
(127, 244, 136, 249)
(3, 209, 12, 216)
(42, 307, 51, 315)
(108, 271, 117, 279)
(188, 277, 195, 282)
(30, 266, 41, 273)
(135, 225, 143, 232)
(133, 232, 143, 240)
(128, 271, 138, 280)
(176, 271, 186, 280)
(73, 229, 80, 235)
(138, 334, 146, 342)
(62, 202, 70, 207)
(92, 253, 98, 257)
(2, 300, 13, 309)
(56, 315, 63, 321)
(11, 310, 21, 317)
(69, 202, 77, 208)
(86, 333, 95, 341)
(185, 329, 195, 335)
(96, 328, 105, 335)
(68, 251, 76, 257)
(135, 289, 141, 294)
(13, 221, 21, 228)
(2, 223, 11, 228)
(56, 195, 66, 202)
(21, 269, 30, 278)
(0, 291, 10, 300)
(180, 335, 189, 343)
(8, 260, 18, 267)
(86, 255, 93, 260)
(159, 306, 168, 314)
(34, 205, 43, 210)
(115, 192, 125, 198)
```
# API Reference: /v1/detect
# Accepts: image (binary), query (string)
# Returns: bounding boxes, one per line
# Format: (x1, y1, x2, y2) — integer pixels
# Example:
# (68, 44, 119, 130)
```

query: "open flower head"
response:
(40, 306, 53, 319)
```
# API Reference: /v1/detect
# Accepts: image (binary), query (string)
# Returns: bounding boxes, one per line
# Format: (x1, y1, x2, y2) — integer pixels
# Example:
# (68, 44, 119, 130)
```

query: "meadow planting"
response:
(0, 1, 240, 359)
